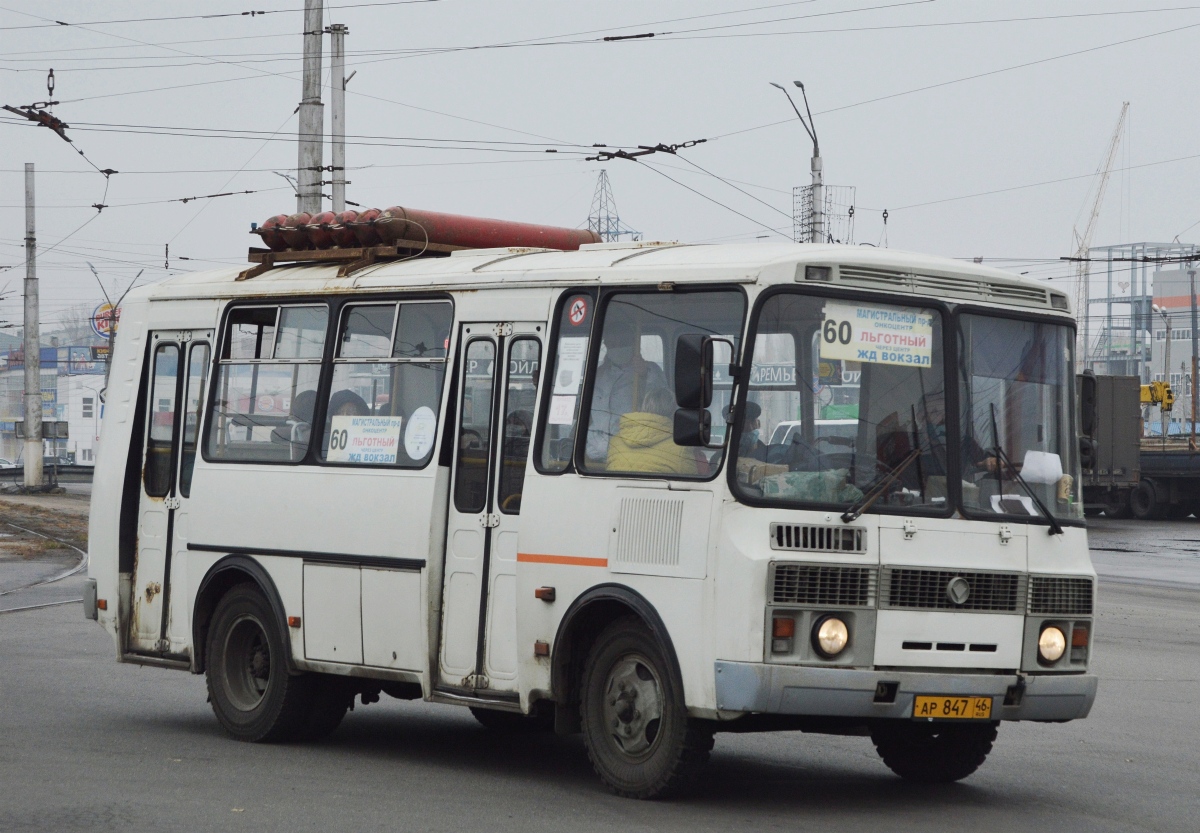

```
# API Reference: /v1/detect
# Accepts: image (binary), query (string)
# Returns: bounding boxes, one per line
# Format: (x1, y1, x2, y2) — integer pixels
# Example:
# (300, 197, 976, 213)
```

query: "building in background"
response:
(0, 345, 106, 464)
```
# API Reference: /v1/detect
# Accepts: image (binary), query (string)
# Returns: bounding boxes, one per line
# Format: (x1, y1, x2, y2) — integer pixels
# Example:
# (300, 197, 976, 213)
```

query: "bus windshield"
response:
(958, 313, 1082, 521)
(732, 292, 948, 512)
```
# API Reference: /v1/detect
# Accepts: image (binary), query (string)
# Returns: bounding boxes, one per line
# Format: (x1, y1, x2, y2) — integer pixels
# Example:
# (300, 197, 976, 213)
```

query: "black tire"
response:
(299, 675, 353, 741)
(1102, 490, 1132, 519)
(470, 705, 553, 733)
(205, 583, 313, 743)
(871, 720, 998, 783)
(1130, 479, 1166, 520)
(579, 617, 713, 799)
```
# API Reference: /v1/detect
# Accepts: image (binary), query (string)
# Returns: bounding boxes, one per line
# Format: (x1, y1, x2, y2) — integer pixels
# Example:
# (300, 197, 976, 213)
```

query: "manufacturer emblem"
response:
(946, 576, 971, 605)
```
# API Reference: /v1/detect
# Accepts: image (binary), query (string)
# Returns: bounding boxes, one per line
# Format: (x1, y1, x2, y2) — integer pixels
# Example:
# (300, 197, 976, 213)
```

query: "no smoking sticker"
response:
(568, 297, 588, 326)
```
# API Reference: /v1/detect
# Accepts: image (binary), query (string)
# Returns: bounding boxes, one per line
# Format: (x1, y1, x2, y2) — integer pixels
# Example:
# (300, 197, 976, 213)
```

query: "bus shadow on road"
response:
(214, 704, 1022, 807)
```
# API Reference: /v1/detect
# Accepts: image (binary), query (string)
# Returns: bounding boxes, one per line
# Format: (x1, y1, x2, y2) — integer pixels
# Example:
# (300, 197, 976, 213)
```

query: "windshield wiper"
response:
(841, 443, 923, 524)
(989, 403, 1063, 535)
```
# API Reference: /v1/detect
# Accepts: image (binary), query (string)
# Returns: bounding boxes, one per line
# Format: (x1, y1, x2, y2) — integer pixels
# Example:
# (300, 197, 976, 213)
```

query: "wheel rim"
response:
(601, 653, 664, 759)
(221, 614, 272, 711)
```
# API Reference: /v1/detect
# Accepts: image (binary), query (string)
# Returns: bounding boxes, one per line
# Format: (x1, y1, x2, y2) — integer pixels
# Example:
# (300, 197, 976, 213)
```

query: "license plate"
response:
(912, 695, 993, 720)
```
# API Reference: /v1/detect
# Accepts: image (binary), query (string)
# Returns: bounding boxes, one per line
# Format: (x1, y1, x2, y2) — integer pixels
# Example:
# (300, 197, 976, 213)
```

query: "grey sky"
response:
(3, 0, 1198, 332)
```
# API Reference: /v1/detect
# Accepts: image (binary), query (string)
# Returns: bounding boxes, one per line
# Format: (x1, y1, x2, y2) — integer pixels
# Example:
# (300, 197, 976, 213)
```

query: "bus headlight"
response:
(812, 615, 849, 658)
(1038, 626, 1067, 663)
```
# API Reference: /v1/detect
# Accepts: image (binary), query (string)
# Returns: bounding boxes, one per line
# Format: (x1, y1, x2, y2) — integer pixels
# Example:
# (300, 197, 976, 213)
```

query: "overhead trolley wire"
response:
(711, 19, 1200, 141)
(0, 0, 441, 30)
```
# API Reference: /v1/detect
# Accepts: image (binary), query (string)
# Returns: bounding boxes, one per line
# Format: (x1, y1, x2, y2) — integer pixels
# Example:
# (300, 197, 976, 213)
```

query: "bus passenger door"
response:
(128, 330, 212, 656)
(439, 323, 541, 697)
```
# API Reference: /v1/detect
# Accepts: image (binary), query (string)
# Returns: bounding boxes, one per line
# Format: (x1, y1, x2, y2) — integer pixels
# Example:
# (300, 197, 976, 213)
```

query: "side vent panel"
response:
(609, 488, 712, 579)
(614, 497, 683, 568)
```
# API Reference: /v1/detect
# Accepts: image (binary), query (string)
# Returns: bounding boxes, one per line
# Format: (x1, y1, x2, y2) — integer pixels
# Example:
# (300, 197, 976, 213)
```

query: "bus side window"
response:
(498, 338, 541, 513)
(321, 300, 452, 467)
(179, 342, 210, 497)
(144, 343, 179, 497)
(537, 291, 595, 473)
(454, 339, 495, 512)
(205, 305, 328, 463)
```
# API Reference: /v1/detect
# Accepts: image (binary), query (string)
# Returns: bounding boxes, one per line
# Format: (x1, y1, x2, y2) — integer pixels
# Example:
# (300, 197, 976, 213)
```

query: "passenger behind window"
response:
(586, 318, 667, 465)
(329, 389, 370, 417)
(606, 387, 698, 476)
(270, 389, 317, 460)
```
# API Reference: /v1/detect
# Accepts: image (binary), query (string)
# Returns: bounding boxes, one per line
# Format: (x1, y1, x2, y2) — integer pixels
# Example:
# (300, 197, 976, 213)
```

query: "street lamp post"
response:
(1155, 304, 1171, 444)
(770, 81, 823, 243)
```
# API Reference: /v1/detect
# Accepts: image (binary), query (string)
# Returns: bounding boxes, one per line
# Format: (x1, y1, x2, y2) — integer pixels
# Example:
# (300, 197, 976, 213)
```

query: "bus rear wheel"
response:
(871, 720, 998, 783)
(206, 583, 312, 743)
(579, 618, 713, 799)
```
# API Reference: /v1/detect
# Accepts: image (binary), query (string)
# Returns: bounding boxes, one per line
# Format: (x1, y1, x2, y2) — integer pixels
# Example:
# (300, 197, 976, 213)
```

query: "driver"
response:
(586, 317, 667, 466)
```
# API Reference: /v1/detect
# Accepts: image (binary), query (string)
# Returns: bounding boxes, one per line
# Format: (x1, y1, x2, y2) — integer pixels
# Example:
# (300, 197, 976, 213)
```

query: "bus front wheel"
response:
(870, 720, 998, 783)
(579, 618, 713, 799)
(205, 583, 312, 743)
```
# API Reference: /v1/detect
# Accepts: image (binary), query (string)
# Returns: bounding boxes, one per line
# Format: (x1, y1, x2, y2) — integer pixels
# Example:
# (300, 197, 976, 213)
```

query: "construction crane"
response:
(1071, 102, 1129, 369)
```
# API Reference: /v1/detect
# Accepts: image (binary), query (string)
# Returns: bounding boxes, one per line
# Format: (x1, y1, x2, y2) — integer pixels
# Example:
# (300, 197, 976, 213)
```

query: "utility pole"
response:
(1190, 268, 1198, 451)
(23, 163, 43, 489)
(771, 81, 823, 243)
(297, 0, 324, 214)
(329, 23, 348, 214)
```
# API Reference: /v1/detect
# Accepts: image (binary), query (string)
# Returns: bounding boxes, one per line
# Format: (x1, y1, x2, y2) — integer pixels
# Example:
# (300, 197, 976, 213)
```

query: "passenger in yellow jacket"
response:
(606, 387, 699, 475)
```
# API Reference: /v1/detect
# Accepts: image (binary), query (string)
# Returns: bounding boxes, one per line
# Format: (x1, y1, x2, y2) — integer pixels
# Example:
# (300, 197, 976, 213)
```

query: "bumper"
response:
(715, 661, 1097, 722)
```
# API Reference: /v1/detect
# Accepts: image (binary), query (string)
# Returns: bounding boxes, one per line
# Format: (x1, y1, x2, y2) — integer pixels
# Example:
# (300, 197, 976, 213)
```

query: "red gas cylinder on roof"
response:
(375, 205, 600, 251)
(255, 214, 290, 251)
(349, 207, 383, 247)
(280, 213, 313, 250)
(330, 210, 359, 247)
(304, 211, 338, 249)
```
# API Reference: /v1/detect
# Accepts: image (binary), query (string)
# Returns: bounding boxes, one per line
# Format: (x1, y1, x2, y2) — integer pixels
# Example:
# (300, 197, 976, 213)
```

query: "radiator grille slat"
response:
(883, 568, 1024, 612)
(771, 564, 875, 607)
(770, 523, 865, 554)
(1028, 576, 1094, 615)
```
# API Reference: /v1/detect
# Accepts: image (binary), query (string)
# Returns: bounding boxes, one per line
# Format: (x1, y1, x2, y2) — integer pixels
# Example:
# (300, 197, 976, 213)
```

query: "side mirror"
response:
(673, 408, 712, 447)
(674, 334, 713, 410)
(1079, 369, 1098, 437)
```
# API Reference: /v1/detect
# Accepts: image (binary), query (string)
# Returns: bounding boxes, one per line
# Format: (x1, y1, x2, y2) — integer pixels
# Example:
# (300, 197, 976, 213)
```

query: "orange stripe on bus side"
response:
(517, 553, 608, 568)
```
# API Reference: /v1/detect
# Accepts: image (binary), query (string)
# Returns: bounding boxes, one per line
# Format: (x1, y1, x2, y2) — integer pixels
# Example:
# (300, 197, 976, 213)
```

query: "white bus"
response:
(85, 240, 1097, 798)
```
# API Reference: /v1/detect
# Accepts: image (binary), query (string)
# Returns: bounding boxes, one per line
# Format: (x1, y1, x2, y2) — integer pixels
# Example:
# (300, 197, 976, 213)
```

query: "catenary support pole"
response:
(329, 23, 348, 214)
(1190, 268, 1198, 451)
(297, 0, 324, 214)
(23, 163, 43, 489)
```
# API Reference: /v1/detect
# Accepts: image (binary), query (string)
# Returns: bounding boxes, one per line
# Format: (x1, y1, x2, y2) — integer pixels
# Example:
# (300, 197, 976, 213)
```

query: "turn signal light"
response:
(772, 617, 796, 639)
(96, 599, 107, 611)
(1071, 626, 1089, 647)
(534, 586, 556, 602)
(287, 616, 301, 628)
(533, 640, 550, 657)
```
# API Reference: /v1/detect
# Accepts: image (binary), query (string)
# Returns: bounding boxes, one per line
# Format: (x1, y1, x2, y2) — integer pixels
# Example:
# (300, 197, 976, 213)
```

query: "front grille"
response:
(771, 564, 875, 607)
(882, 568, 1023, 612)
(770, 523, 865, 553)
(1028, 576, 1094, 615)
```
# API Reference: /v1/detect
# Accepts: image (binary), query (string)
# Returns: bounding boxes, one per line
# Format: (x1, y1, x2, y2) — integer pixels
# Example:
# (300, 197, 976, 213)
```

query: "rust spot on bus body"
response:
(145, 581, 161, 602)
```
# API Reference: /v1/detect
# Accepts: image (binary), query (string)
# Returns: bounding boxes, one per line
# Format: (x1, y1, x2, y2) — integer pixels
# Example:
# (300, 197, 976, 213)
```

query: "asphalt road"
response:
(1, 517, 1198, 832)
